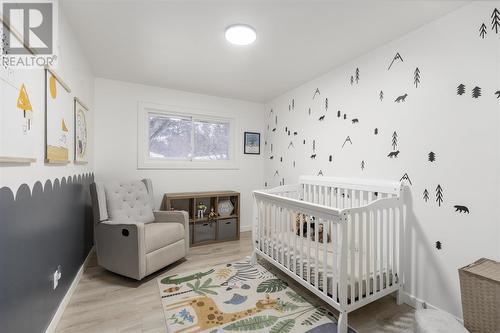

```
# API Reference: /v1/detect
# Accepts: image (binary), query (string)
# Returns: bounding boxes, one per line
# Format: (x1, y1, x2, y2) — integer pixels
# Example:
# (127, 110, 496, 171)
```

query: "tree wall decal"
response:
(325, 98, 328, 111)
(414, 67, 421, 88)
(435, 241, 442, 250)
(374, 128, 378, 135)
(350, 76, 354, 85)
(479, 23, 487, 38)
(361, 160, 365, 170)
(355, 68, 360, 84)
(423, 189, 429, 202)
(337, 110, 341, 118)
(436, 184, 444, 207)
(392, 131, 398, 150)
(492, 8, 500, 33)
(428, 151, 436, 162)
(380, 90, 384, 101)
(457, 84, 466, 95)
(472, 86, 482, 98)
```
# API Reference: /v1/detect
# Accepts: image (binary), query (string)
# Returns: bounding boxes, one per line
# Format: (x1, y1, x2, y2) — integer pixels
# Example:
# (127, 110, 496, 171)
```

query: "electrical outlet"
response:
(53, 265, 62, 290)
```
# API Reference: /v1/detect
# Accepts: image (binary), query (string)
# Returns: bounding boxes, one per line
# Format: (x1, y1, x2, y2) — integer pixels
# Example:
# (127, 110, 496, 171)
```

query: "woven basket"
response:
(459, 258, 500, 333)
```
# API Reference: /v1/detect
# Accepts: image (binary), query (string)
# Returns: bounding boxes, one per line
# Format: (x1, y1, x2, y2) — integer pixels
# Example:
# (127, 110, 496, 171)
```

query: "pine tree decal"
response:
(457, 84, 466, 95)
(343, 114, 347, 120)
(423, 189, 429, 202)
(350, 75, 354, 85)
(479, 23, 487, 38)
(472, 86, 482, 98)
(355, 68, 360, 84)
(491, 8, 500, 33)
(374, 128, 378, 135)
(414, 67, 421, 88)
(312, 140, 316, 152)
(325, 98, 328, 111)
(436, 184, 444, 207)
(337, 110, 341, 118)
(380, 90, 384, 101)
(292, 99, 295, 110)
(392, 131, 398, 150)
(428, 151, 436, 162)
(361, 160, 365, 170)
(318, 170, 324, 176)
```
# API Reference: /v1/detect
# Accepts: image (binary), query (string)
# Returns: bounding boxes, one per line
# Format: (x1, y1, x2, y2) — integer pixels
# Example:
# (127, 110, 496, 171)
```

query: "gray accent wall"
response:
(0, 173, 94, 333)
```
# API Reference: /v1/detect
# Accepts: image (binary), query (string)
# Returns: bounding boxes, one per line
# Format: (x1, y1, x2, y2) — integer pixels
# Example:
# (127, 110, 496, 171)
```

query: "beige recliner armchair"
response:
(90, 179, 189, 280)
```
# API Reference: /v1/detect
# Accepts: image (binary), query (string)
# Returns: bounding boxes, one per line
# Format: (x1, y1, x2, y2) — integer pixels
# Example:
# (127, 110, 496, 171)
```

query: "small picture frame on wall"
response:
(244, 132, 260, 155)
(74, 97, 89, 164)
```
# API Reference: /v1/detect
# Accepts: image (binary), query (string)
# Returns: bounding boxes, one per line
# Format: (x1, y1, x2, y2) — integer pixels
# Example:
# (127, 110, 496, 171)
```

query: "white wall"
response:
(94, 78, 265, 230)
(0, 7, 95, 191)
(264, 3, 500, 318)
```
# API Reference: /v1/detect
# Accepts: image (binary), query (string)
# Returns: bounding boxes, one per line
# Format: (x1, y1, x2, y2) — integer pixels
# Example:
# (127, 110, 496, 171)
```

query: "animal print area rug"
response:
(157, 258, 357, 333)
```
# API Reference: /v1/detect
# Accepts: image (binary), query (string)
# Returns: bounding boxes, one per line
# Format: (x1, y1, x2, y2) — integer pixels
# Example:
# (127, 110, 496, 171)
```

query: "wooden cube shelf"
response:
(160, 191, 240, 246)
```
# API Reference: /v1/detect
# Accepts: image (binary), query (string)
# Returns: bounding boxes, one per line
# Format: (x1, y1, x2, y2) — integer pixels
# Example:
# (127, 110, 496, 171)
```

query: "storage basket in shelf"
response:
(458, 258, 500, 333)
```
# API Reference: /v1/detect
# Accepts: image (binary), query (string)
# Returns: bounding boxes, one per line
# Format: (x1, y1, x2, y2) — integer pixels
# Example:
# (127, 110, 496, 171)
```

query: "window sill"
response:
(137, 159, 239, 170)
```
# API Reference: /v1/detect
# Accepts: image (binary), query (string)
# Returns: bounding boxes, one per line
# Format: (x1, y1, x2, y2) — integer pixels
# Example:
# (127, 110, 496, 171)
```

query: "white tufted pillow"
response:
(104, 180, 155, 223)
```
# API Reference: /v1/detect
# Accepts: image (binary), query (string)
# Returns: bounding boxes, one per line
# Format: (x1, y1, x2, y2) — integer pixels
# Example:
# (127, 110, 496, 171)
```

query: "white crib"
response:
(252, 176, 405, 333)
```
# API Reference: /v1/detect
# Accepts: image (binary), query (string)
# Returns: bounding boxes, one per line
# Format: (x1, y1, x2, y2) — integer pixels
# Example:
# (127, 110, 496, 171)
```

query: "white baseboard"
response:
(240, 225, 252, 232)
(400, 290, 463, 324)
(45, 247, 94, 333)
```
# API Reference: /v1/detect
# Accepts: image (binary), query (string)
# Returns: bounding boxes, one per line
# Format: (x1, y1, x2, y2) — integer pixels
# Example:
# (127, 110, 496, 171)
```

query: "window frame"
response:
(138, 102, 239, 170)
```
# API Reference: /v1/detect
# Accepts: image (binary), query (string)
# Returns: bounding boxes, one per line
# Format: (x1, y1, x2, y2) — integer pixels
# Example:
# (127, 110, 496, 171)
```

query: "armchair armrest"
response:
(153, 210, 190, 252)
(95, 220, 147, 280)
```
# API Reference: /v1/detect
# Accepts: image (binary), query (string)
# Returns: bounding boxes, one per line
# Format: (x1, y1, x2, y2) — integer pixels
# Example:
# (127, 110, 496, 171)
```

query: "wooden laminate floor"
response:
(55, 232, 415, 333)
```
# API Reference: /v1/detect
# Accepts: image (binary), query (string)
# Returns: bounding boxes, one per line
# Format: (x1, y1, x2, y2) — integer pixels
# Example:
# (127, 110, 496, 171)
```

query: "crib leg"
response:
(250, 250, 257, 266)
(338, 311, 348, 333)
(396, 286, 403, 305)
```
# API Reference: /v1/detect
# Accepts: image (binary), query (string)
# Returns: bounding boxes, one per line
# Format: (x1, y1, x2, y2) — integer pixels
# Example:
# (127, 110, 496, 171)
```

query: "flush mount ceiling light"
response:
(225, 24, 257, 46)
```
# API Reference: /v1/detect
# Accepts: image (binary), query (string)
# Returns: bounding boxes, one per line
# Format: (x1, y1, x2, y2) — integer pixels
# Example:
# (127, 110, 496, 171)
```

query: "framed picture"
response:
(244, 132, 260, 155)
(74, 97, 89, 164)
(45, 68, 72, 164)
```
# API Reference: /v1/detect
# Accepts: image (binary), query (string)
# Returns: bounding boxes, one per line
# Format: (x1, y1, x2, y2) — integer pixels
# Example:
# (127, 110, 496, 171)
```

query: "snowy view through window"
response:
(149, 114, 230, 160)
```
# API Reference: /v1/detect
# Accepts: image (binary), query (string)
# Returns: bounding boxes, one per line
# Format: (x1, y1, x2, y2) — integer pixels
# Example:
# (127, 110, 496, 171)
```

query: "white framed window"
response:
(138, 102, 239, 169)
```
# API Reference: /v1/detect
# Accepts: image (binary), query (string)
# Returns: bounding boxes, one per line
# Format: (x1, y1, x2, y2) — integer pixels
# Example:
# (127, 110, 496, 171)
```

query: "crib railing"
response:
(253, 177, 403, 315)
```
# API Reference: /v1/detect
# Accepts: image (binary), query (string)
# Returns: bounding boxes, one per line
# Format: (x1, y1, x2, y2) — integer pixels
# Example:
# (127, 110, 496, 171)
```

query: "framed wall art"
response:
(45, 68, 72, 164)
(244, 132, 260, 155)
(74, 97, 89, 164)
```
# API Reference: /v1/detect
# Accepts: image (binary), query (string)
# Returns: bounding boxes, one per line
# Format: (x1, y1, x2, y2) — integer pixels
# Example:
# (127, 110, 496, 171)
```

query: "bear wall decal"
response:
(454, 205, 470, 213)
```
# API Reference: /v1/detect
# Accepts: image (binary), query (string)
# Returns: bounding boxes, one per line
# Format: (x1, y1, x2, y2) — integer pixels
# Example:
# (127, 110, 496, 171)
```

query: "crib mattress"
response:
(259, 232, 395, 301)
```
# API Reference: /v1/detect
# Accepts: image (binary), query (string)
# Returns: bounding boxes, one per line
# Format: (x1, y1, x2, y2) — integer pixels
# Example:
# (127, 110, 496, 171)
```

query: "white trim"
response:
(137, 102, 240, 170)
(400, 291, 464, 324)
(240, 225, 252, 232)
(45, 247, 94, 333)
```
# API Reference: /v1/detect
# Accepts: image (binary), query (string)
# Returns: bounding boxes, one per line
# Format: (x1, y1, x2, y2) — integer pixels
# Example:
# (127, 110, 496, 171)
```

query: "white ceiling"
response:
(61, 0, 468, 102)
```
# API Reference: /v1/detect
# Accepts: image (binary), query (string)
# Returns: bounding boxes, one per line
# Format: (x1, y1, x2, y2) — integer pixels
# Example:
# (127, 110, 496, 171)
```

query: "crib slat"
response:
(378, 208, 383, 291)
(385, 208, 390, 287)
(373, 208, 378, 292)
(390, 207, 396, 284)
(315, 218, 319, 288)
(299, 211, 304, 280)
(332, 221, 338, 301)
(307, 216, 311, 284)
(366, 210, 371, 296)
(322, 219, 328, 296)
(357, 212, 363, 301)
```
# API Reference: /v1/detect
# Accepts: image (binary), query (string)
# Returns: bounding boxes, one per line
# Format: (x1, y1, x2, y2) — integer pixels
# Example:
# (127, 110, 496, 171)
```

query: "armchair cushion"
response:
(145, 223, 184, 253)
(105, 180, 155, 223)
